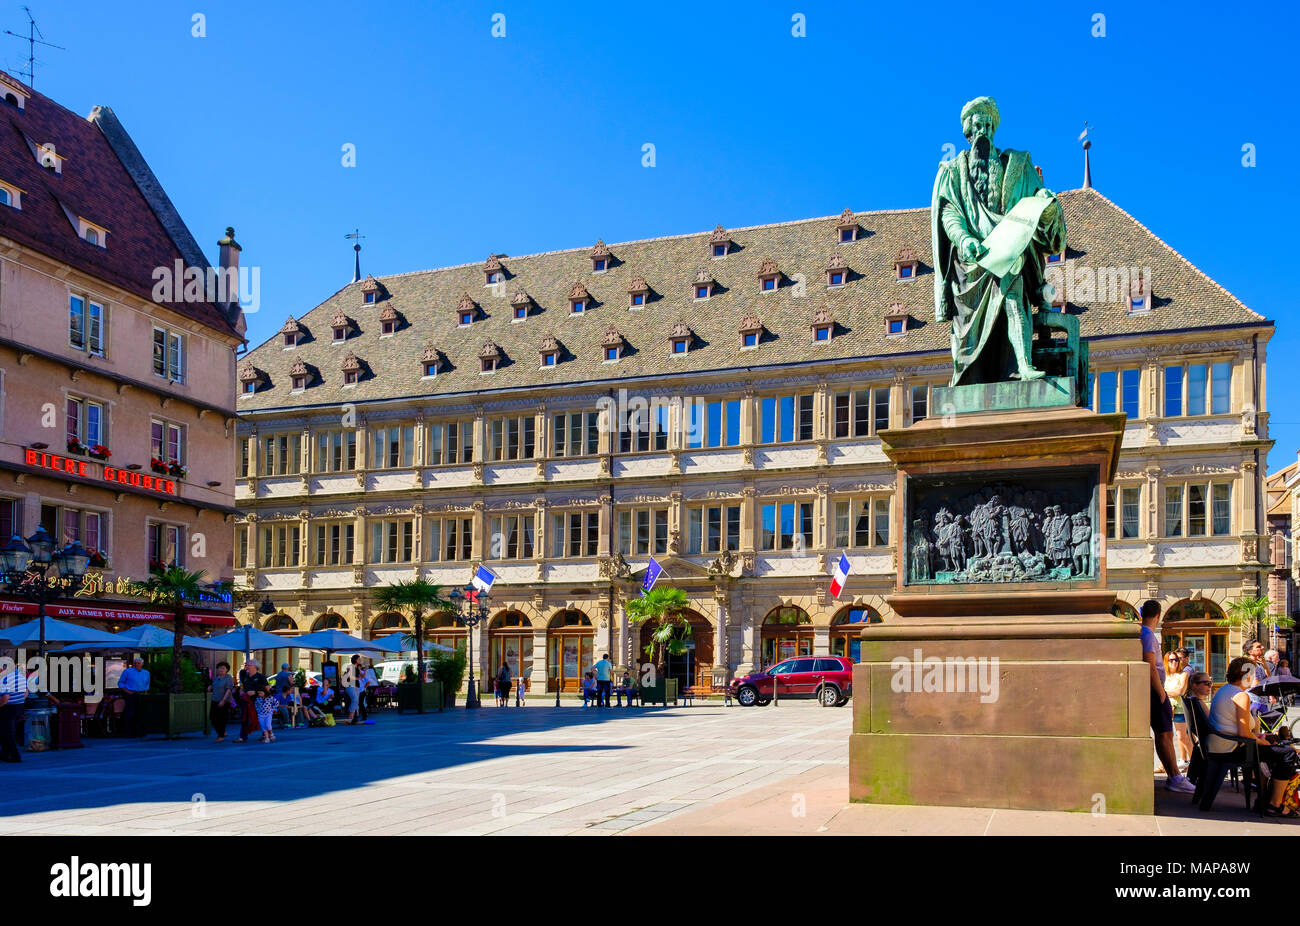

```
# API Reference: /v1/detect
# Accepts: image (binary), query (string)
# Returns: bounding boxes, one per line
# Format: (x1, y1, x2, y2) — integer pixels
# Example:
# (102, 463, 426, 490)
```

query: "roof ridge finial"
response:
(1079, 122, 1093, 190)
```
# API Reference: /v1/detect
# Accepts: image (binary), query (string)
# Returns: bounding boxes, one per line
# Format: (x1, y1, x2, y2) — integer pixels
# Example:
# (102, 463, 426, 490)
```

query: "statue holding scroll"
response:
(932, 96, 1066, 386)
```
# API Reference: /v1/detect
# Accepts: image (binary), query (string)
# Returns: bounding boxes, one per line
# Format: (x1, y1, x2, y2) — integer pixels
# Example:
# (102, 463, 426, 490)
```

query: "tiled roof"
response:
(240, 189, 1268, 411)
(0, 71, 237, 337)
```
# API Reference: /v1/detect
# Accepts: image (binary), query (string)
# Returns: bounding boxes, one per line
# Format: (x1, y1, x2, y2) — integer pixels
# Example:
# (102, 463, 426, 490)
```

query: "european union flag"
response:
(641, 556, 663, 594)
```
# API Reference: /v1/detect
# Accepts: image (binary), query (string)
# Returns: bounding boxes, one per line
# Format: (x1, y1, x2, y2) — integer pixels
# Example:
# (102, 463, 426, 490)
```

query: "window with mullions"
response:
(151, 327, 184, 382)
(369, 519, 414, 563)
(41, 504, 103, 550)
(428, 517, 474, 562)
(760, 501, 814, 552)
(1164, 482, 1231, 537)
(313, 522, 355, 565)
(65, 396, 105, 448)
(552, 411, 600, 457)
(259, 524, 300, 568)
(489, 514, 535, 559)
(148, 522, 184, 568)
(910, 384, 929, 424)
(69, 295, 105, 356)
(153, 419, 188, 468)
(832, 388, 890, 438)
(489, 415, 536, 461)
(428, 421, 474, 466)
(686, 504, 741, 555)
(684, 399, 742, 449)
(551, 511, 599, 558)
(238, 437, 252, 477)
(1105, 486, 1141, 539)
(618, 508, 669, 556)
(0, 497, 20, 544)
(760, 394, 814, 443)
(314, 430, 357, 473)
(1163, 361, 1232, 417)
(618, 404, 671, 453)
(1092, 368, 1140, 418)
(832, 497, 891, 548)
(370, 425, 415, 469)
(259, 431, 299, 476)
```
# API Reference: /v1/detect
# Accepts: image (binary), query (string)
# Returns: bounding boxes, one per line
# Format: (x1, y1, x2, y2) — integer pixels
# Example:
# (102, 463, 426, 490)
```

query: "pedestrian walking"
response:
(495, 662, 512, 707)
(0, 656, 28, 763)
(255, 685, 276, 743)
(117, 657, 151, 737)
(593, 653, 613, 707)
(234, 658, 267, 743)
(210, 661, 234, 742)
(344, 655, 361, 725)
(362, 661, 378, 722)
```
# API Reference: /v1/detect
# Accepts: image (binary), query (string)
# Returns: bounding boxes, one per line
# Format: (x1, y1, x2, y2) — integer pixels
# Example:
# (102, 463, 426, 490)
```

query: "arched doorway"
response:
(1161, 599, 1229, 683)
(490, 611, 534, 690)
(547, 610, 592, 692)
(426, 611, 467, 654)
(761, 605, 813, 668)
(1112, 601, 1139, 622)
(638, 610, 714, 689)
(830, 605, 882, 662)
(370, 612, 408, 637)
(312, 613, 345, 631)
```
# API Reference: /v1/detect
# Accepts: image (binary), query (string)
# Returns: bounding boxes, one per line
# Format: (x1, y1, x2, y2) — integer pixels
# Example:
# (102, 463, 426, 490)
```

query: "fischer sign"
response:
(23, 449, 178, 496)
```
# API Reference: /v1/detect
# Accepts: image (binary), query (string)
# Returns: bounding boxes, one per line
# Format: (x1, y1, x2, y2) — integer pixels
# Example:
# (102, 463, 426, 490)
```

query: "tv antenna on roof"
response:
(5, 7, 63, 89)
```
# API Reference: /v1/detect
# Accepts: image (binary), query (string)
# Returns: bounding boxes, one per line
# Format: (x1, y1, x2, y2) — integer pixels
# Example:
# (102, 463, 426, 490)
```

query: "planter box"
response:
(140, 693, 208, 738)
(639, 678, 679, 706)
(395, 681, 444, 713)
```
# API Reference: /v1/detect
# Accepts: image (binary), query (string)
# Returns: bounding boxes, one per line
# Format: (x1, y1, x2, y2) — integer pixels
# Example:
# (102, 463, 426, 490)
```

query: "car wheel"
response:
(819, 685, 840, 707)
(736, 685, 758, 707)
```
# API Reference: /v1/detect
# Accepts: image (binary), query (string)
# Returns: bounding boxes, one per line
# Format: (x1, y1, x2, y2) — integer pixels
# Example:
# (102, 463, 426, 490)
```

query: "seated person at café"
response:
(1209, 656, 1300, 817)
(315, 678, 336, 714)
(581, 671, 596, 706)
(615, 670, 638, 706)
(273, 687, 297, 728)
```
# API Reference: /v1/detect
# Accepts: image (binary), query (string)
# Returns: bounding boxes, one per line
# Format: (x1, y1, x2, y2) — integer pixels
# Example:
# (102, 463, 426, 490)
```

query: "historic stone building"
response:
(234, 187, 1272, 689)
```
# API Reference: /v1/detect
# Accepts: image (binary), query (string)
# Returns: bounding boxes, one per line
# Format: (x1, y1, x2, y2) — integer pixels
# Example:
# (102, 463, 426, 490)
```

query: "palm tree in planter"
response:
(1220, 595, 1295, 648)
(625, 586, 691, 699)
(373, 579, 451, 713)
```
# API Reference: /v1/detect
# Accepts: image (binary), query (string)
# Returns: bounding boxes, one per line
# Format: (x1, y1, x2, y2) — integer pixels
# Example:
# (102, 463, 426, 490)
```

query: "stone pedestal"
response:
(848, 402, 1154, 814)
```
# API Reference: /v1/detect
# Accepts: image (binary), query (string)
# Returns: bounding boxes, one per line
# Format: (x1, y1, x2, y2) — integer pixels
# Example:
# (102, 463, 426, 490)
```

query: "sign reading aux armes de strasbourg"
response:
(22, 449, 178, 497)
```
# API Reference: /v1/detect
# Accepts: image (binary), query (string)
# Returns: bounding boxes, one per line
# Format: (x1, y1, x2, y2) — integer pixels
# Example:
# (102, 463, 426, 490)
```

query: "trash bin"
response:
(23, 706, 54, 752)
(56, 701, 83, 749)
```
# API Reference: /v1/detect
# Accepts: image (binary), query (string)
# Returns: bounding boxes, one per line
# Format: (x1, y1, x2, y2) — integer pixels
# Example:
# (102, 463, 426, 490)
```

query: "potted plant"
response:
(626, 586, 691, 706)
(88, 443, 111, 461)
(87, 549, 108, 568)
(150, 457, 168, 475)
(167, 459, 187, 478)
(373, 579, 452, 713)
(66, 437, 86, 455)
(427, 647, 467, 709)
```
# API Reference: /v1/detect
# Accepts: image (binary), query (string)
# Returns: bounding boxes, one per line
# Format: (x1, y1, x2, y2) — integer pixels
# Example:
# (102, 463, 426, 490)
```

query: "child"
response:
(516, 674, 526, 707)
(255, 689, 277, 742)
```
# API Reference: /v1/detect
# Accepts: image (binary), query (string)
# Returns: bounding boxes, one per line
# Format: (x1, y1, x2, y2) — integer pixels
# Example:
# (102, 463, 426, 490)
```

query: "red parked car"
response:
(730, 656, 853, 707)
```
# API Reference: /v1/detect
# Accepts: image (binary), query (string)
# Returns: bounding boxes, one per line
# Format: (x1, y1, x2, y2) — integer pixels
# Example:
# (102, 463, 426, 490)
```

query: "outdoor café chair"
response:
(1190, 718, 1265, 815)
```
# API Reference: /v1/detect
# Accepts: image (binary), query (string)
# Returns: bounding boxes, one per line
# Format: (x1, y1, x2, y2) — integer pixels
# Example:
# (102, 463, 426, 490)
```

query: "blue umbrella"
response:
(203, 625, 297, 657)
(368, 632, 455, 655)
(1, 616, 125, 646)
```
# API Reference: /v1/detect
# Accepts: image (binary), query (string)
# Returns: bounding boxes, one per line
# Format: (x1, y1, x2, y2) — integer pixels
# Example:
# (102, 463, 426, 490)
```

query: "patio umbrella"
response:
(0, 616, 127, 647)
(284, 629, 388, 653)
(51, 625, 228, 653)
(203, 625, 298, 658)
(368, 632, 455, 655)
(1257, 673, 1300, 699)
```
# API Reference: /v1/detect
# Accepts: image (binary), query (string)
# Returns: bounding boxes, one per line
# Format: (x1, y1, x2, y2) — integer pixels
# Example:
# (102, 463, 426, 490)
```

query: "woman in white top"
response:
(1165, 652, 1191, 769)
(1208, 656, 1300, 816)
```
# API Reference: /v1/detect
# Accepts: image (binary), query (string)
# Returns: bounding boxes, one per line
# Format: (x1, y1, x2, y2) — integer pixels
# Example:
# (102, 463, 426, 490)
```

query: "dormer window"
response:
(456, 293, 477, 327)
(0, 180, 20, 210)
(331, 311, 351, 343)
(1128, 276, 1152, 316)
(539, 336, 560, 368)
(670, 321, 692, 356)
(238, 361, 262, 397)
(341, 352, 362, 386)
(78, 218, 108, 248)
(694, 270, 715, 301)
(484, 254, 505, 286)
(826, 255, 848, 287)
(364, 291, 376, 304)
(758, 258, 780, 293)
(709, 224, 732, 258)
(602, 327, 624, 362)
(811, 308, 834, 342)
(510, 290, 532, 321)
(1046, 251, 1063, 264)
(739, 313, 762, 349)
(421, 345, 440, 378)
(836, 208, 859, 243)
(627, 276, 649, 309)
(361, 274, 381, 304)
(591, 240, 611, 273)
(885, 303, 909, 337)
(569, 282, 591, 314)
(0, 81, 26, 111)
(379, 307, 399, 336)
(243, 381, 257, 394)
(280, 316, 304, 349)
(480, 342, 502, 374)
(35, 142, 62, 175)
(895, 248, 920, 281)
(289, 359, 309, 393)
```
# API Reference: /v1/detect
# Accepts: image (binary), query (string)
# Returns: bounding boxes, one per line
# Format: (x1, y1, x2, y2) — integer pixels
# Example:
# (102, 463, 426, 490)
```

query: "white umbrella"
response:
(368, 632, 455, 655)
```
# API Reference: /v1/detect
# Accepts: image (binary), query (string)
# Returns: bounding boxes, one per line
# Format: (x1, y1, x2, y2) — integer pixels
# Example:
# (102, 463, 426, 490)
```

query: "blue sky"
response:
(17, 0, 1300, 467)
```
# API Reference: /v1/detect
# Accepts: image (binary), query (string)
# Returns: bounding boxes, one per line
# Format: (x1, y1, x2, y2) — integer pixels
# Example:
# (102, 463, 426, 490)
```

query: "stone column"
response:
(713, 588, 729, 678)
(531, 626, 548, 693)
(813, 624, 830, 656)
(598, 493, 612, 556)
(471, 500, 486, 561)
(737, 592, 756, 676)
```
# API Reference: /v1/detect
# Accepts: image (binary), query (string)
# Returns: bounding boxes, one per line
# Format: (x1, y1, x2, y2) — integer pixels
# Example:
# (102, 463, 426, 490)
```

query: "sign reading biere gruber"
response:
(22, 449, 178, 497)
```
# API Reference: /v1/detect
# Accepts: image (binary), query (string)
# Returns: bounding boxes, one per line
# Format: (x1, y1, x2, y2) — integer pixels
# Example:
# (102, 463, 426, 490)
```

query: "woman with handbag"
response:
(233, 658, 267, 743)
(209, 661, 234, 742)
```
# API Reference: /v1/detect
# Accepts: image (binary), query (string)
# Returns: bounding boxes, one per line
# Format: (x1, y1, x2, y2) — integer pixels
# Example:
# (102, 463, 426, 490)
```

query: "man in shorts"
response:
(1141, 600, 1195, 793)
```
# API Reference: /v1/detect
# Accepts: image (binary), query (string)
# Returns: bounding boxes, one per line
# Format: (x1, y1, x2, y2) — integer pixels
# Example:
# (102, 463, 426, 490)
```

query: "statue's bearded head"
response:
(961, 96, 1000, 159)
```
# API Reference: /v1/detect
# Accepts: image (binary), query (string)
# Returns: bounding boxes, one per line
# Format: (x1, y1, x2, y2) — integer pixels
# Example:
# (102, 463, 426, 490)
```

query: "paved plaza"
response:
(0, 702, 1290, 836)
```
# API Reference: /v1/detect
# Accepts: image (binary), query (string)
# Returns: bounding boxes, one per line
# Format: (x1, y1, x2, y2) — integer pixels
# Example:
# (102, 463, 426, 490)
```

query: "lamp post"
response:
(0, 531, 90, 706)
(449, 584, 487, 709)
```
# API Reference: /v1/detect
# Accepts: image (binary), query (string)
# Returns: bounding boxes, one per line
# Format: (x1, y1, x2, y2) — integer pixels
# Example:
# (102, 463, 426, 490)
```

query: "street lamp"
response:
(0, 531, 92, 699)
(449, 583, 488, 709)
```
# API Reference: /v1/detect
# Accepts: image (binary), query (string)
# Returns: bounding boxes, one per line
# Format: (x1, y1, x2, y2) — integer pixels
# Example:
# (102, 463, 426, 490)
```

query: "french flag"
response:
(471, 564, 496, 596)
(829, 553, 851, 600)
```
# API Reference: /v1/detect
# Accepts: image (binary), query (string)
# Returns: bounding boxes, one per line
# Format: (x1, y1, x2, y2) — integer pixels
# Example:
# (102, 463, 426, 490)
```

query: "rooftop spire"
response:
(345, 228, 365, 283)
(1079, 122, 1093, 189)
